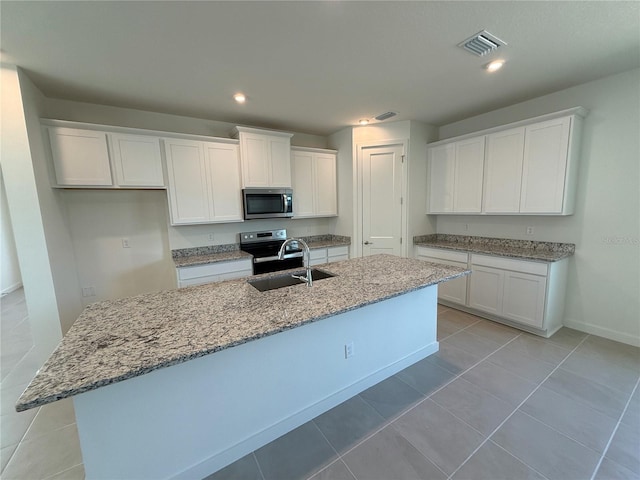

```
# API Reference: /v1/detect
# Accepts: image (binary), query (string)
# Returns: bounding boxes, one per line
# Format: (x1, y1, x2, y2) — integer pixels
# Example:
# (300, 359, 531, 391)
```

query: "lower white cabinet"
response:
(309, 246, 350, 266)
(415, 246, 568, 336)
(177, 259, 252, 288)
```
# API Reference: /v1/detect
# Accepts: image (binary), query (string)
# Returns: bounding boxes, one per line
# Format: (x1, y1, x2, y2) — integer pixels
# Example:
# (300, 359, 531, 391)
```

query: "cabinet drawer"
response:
(416, 247, 468, 264)
(178, 259, 252, 281)
(471, 254, 547, 276)
(309, 249, 328, 261)
(327, 246, 349, 258)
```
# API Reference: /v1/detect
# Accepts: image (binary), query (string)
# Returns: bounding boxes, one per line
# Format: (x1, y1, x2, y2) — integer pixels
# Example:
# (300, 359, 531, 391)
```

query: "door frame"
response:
(354, 139, 409, 258)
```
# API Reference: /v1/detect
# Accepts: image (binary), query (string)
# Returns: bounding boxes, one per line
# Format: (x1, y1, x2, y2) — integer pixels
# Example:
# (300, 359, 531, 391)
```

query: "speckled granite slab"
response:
(173, 249, 252, 268)
(16, 254, 467, 412)
(301, 234, 351, 250)
(413, 234, 575, 262)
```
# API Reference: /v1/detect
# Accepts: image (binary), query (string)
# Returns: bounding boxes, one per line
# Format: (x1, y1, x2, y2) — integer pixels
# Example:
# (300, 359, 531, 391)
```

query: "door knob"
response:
(364, 241, 373, 245)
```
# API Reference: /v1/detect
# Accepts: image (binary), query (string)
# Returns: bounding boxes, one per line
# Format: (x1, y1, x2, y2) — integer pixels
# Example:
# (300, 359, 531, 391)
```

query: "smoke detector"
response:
(459, 30, 507, 56)
(374, 111, 397, 122)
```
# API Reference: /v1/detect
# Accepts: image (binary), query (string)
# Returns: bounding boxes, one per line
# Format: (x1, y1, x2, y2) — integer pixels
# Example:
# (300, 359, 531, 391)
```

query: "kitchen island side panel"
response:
(73, 285, 438, 479)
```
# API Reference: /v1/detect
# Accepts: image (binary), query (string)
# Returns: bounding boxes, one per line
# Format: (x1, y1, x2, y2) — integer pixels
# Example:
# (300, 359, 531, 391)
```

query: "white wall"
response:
(328, 127, 353, 238)
(0, 169, 22, 294)
(0, 65, 62, 360)
(436, 68, 640, 346)
(408, 121, 438, 241)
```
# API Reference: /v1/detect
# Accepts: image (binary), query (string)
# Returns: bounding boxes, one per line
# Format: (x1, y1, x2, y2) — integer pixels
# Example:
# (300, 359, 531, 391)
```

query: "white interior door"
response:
(361, 144, 404, 257)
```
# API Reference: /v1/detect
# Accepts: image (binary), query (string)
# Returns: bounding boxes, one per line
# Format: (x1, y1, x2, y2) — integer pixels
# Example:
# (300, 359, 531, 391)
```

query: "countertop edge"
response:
(414, 241, 574, 262)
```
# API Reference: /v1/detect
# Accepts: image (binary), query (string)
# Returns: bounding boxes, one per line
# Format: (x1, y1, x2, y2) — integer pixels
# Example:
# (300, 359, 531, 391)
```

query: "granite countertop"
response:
(172, 235, 351, 268)
(17, 254, 467, 412)
(413, 234, 575, 262)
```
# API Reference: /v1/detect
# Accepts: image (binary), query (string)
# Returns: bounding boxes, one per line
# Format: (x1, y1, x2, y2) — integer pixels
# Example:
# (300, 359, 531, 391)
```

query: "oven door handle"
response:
(253, 252, 303, 263)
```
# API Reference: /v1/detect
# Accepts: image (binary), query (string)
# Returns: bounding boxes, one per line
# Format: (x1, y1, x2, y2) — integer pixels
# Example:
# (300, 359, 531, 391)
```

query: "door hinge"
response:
(401, 155, 405, 163)
(400, 237, 403, 244)
(400, 197, 403, 205)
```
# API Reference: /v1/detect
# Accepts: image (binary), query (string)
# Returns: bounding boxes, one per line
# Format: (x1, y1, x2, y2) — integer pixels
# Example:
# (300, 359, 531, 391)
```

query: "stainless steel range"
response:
(239, 229, 303, 275)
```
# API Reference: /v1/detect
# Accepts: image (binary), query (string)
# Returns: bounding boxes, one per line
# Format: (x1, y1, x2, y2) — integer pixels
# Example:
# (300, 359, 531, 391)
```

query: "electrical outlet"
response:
(82, 286, 96, 297)
(526, 226, 534, 235)
(464, 223, 469, 232)
(122, 238, 130, 248)
(208, 233, 215, 241)
(345, 342, 355, 359)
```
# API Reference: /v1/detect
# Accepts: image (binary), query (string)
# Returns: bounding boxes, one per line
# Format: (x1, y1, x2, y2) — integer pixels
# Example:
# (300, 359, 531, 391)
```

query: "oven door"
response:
(243, 188, 293, 219)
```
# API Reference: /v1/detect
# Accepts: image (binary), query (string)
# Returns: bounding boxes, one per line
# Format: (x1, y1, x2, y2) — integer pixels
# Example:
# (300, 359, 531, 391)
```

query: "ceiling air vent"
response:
(458, 30, 507, 56)
(374, 111, 397, 121)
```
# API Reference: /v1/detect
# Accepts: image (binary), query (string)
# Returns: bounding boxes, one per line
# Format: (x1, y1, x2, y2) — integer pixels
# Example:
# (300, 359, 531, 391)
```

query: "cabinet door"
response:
(520, 117, 571, 214)
(291, 150, 315, 217)
(502, 271, 547, 328)
(453, 136, 485, 213)
(204, 142, 243, 222)
(483, 128, 525, 213)
(240, 134, 270, 187)
(268, 137, 292, 187)
(327, 246, 349, 263)
(164, 139, 210, 225)
(418, 255, 468, 305)
(110, 133, 164, 187)
(314, 153, 337, 216)
(309, 249, 328, 266)
(48, 127, 112, 186)
(428, 143, 455, 213)
(468, 265, 504, 315)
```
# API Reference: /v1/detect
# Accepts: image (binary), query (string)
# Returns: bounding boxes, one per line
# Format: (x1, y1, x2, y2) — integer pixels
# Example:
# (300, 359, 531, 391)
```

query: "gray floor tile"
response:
(443, 330, 504, 358)
(544, 368, 629, 420)
(313, 395, 385, 454)
(1, 382, 30, 416)
(545, 327, 588, 349)
(44, 463, 85, 480)
(595, 458, 640, 480)
(464, 319, 521, 344)
(605, 421, 640, 474)
(562, 348, 640, 395)
(452, 441, 546, 480)
(507, 334, 573, 366)
(431, 378, 515, 436)
(438, 308, 479, 329)
(492, 411, 600, 480)
(342, 424, 446, 480)
(426, 342, 483, 375)
(622, 386, 640, 428)
(1, 443, 18, 473)
(520, 386, 618, 453)
(580, 336, 640, 371)
(487, 343, 557, 384)
(0, 408, 38, 449)
(392, 399, 485, 475)
(203, 453, 262, 480)
(254, 422, 336, 480)
(359, 375, 424, 420)
(396, 356, 456, 396)
(461, 360, 537, 406)
(24, 399, 76, 441)
(308, 460, 355, 480)
(438, 318, 465, 340)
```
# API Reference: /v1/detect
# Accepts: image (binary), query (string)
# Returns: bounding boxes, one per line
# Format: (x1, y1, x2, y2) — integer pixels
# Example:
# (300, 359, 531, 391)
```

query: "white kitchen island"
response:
(17, 255, 468, 479)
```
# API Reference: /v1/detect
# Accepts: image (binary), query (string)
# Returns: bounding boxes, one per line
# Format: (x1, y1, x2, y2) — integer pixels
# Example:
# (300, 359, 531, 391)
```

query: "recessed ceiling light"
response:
(358, 119, 369, 126)
(485, 60, 505, 73)
(233, 93, 246, 104)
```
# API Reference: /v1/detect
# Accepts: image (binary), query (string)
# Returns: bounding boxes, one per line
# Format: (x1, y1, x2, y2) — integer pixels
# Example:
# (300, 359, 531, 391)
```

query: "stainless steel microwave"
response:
(242, 188, 293, 220)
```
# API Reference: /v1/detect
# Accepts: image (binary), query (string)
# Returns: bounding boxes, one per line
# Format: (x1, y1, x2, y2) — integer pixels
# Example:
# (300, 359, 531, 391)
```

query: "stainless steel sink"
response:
(248, 269, 335, 292)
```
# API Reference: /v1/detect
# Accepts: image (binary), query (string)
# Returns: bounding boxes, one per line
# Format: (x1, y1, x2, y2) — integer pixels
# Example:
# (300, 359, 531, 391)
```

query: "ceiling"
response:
(2, 1, 639, 136)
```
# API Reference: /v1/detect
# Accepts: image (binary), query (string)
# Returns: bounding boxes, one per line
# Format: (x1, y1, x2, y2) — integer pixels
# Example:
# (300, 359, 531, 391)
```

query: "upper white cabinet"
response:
(110, 133, 164, 187)
(232, 127, 294, 188)
(164, 138, 243, 225)
(427, 107, 587, 216)
(428, 136, 484, 214)
(48, 127, 113, 186)
(291, 147, 338, 218)
(46, 125, 165, 189)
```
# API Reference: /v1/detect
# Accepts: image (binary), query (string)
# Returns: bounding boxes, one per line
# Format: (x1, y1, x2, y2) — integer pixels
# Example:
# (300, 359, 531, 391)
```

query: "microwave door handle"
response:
(283, 194, 289, 212)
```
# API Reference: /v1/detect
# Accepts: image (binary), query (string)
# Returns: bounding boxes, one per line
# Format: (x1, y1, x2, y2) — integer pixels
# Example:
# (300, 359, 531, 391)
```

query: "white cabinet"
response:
(291, 147, 338, 218)
(46, 125, 165, 188)
(427, 107, 586, 216)
(233, 127, 294, 188)
(483, 127, 525, 213)
(470, 254, 550, 329)
(415, 247, 468, 305)
(48, 127, 113, 186)
(110, 133, 164, 187)
(164, 138, 243, 225)
(520, 116, 572, 214)
(177, 258, 253, 288)
(427, 136, 484, 214)
(309, 246, 350, 266)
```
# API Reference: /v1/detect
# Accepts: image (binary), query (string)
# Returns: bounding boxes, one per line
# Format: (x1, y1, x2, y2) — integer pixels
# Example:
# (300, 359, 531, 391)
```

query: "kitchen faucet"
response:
(278, 238, 312, 287)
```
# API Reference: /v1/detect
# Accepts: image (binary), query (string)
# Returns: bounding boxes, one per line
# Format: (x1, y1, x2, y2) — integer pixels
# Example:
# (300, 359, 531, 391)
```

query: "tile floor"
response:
(1, 289, 84, 479)
(2, 290, 639, 480)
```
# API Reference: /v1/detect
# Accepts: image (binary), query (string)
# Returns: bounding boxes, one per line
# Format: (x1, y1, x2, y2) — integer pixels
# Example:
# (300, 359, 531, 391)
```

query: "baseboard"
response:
(172, 342, 439, 480)
(563, 319, 640, 347)
(1, 282, 23, 296)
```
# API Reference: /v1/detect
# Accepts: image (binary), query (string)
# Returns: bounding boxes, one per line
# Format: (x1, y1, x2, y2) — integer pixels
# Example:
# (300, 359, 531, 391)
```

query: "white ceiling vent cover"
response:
(458, 30, 507, 56)
(374, 111, 397, 121)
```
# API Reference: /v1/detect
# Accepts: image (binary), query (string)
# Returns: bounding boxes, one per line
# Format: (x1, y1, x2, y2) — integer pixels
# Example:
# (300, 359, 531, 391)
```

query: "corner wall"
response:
(436, 68, 640, 346)
(0, 170, 22, 294)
